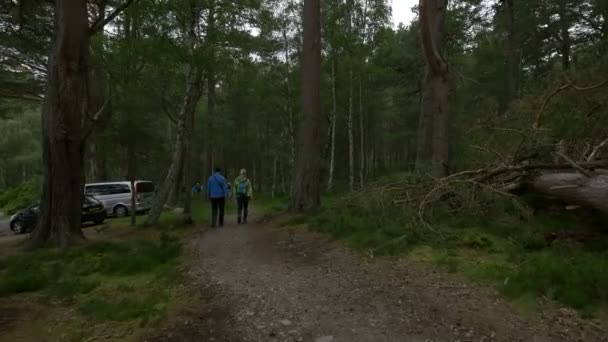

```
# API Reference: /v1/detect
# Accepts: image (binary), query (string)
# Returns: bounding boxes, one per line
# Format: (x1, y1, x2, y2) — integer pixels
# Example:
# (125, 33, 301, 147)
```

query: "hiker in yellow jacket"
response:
(234, 169, 253, 224)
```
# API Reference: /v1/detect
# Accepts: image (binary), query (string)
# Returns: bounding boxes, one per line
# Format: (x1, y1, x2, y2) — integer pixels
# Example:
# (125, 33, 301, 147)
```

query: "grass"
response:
(301, 184, 608, 317)
(0, 209, 196, 341)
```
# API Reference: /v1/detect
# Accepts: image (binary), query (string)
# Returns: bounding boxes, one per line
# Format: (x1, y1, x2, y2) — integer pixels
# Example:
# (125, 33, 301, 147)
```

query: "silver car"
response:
(84, 181, 155, 217)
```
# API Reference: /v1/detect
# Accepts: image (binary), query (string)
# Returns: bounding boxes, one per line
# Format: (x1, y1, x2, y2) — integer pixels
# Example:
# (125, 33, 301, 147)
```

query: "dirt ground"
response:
(150, 213, 607, 342)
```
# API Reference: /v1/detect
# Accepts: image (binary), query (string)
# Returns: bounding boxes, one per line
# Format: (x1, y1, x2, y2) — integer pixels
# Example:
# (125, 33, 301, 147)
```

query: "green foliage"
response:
(0, 179, 39, 214)
(502, 251, 608, 315)
(0, 233, 182, 322)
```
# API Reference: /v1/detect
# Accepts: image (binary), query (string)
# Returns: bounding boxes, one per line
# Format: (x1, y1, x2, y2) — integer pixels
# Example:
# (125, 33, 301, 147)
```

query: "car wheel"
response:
(11, 221, 25, 234)
(114, 205, 128, 217)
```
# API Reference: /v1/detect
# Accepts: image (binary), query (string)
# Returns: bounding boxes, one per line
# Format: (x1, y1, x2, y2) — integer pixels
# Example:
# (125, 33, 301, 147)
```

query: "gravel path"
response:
(158, 213, 607, 342)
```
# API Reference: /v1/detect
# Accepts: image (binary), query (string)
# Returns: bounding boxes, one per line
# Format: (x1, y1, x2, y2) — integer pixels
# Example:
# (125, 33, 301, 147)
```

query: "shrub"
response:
(0, 180, 40, 214)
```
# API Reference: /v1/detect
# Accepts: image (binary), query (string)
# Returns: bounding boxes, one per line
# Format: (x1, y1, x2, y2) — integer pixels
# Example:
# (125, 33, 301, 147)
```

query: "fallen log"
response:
(527, 171, 608, 215)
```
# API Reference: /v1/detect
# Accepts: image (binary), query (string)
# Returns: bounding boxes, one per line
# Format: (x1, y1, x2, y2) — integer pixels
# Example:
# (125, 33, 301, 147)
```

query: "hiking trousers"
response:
(210, 197, 225, 227)
(237, 195, 249, 224)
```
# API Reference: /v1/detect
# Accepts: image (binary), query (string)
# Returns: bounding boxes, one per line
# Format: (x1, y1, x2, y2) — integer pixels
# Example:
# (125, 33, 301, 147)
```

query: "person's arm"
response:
(248, 180, 253, 199)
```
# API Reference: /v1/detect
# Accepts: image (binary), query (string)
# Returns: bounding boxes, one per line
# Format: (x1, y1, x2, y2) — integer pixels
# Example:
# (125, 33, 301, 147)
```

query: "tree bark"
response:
(290, 0, 322, 211)
(359, 76, 365, 188)
(167, 153, 185, 207)
(182, 93, 195, 225)
(558, 0, 571, 70)
(28, 0, 89, 249)
(348, 69, 355, 192)
(145, 64, 203, 226)
(416, 0, 450, 177)
(130, 178, 137, 227)
(501, 0, 519, 113)
(528, 172, 608, 215)
(327, 58, 337, 191)
(282, 6, 296, 196)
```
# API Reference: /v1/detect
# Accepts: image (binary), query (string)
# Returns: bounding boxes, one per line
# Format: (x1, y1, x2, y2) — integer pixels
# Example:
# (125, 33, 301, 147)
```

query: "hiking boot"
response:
(237, 217, 242, 224)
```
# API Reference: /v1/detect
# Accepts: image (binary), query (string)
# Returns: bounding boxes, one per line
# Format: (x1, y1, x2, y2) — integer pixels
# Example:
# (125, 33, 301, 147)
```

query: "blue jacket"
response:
(206, 172, 228, 199)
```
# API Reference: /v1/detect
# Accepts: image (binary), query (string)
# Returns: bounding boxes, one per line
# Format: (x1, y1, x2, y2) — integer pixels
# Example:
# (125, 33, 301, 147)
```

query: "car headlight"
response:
(10, 214, 16, 221)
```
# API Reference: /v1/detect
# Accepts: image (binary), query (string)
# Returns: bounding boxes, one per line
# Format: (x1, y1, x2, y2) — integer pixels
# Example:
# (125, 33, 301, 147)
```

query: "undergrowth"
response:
(304, 173, 608, 317)
(0, 180, 39, 214)
(0, 231, 182, 325)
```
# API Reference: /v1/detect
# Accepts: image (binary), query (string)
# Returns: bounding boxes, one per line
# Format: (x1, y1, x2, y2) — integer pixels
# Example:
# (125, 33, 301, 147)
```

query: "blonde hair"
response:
(240, 169, 247, 175)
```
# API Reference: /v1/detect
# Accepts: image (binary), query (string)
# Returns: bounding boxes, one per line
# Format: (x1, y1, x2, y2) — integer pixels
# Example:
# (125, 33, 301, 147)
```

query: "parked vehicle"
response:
(84, 181, 155, 217)
(9, 196, 106, 234)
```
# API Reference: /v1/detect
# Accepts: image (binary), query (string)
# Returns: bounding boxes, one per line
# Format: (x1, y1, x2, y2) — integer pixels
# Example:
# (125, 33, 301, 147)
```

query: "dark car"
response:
(9, 196, 106, 234)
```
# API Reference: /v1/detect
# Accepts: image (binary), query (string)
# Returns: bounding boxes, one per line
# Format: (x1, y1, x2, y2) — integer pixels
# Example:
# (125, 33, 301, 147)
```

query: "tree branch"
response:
(83, 98, 111, 141)
(88, 0, 137, 35)
(533, 78, 608, 129)
(587, 137, 608, 162)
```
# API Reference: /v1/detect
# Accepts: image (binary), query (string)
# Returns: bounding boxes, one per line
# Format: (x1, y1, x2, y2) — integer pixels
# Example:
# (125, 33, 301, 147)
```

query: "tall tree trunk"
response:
(501, 0, 519, 114)
(358, 76, 365, 188)
(282, 8, 295, 196)
(205, 0, 217, 176)
(327, 59, 337, 191)
(558, 0, 571, 70)
(417, 0, 450, 177)
(290, 0, 321, 211)
(130, 178, 137, 227)
(145, 64, 203, 226)
(28, 0, 89, 249)
(271, 156, 278, 199)
(167, 153, 184, 207)
(182, 95, 196, 224)
(348, 69, 355, 192)
(127, 142, 137, 227)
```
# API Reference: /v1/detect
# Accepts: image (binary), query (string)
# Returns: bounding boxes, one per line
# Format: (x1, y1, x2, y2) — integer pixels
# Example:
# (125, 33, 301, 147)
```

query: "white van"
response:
(84, 181, 155, 217)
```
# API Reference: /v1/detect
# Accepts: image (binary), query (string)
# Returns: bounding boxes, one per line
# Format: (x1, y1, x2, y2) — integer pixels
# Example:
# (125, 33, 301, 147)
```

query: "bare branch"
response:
(88, 0, 137, 35)
(534, 78, 608, 129)
(83, 98, 111, 141)
(587, 137, 608, 162)
(554, 151, 592, 177)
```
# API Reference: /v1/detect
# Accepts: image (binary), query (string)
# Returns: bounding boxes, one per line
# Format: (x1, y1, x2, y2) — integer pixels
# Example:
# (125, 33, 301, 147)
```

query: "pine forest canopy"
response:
(0, 0, 607, 246)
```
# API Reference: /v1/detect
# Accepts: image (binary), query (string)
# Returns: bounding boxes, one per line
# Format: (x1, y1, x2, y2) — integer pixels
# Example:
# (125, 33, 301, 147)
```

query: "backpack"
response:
(237, 178, 248, 195)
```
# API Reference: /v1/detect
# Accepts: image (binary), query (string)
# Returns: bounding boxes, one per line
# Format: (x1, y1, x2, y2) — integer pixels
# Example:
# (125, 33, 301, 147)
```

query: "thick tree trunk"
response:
(290, 0, 322, 211)
(348, 69, 355, 192)
(28, 0, 89, 249)
(145, 64, 203, 226)
(327, 59, 337, 191)
(417, 0, 449, 177)
(528, 172, 608, 215)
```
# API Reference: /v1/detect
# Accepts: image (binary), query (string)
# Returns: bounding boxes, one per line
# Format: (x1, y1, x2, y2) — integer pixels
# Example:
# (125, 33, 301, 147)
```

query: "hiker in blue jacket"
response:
(206, 167, 228, 228)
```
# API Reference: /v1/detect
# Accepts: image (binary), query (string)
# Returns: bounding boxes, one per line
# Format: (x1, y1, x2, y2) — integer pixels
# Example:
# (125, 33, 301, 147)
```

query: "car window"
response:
(85, 184, 131, 195)
(85, 185, 108, 196)
(135, 182, 155, 193)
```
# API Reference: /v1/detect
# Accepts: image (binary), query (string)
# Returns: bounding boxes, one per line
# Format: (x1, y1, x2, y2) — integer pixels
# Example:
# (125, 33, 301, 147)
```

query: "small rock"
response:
(280, 319, 292, 326)
(315, 336, 334, 342)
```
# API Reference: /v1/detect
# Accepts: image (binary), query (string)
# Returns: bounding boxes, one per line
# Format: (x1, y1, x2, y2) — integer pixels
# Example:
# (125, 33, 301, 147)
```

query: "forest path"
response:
(163, 211, 606, 342)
